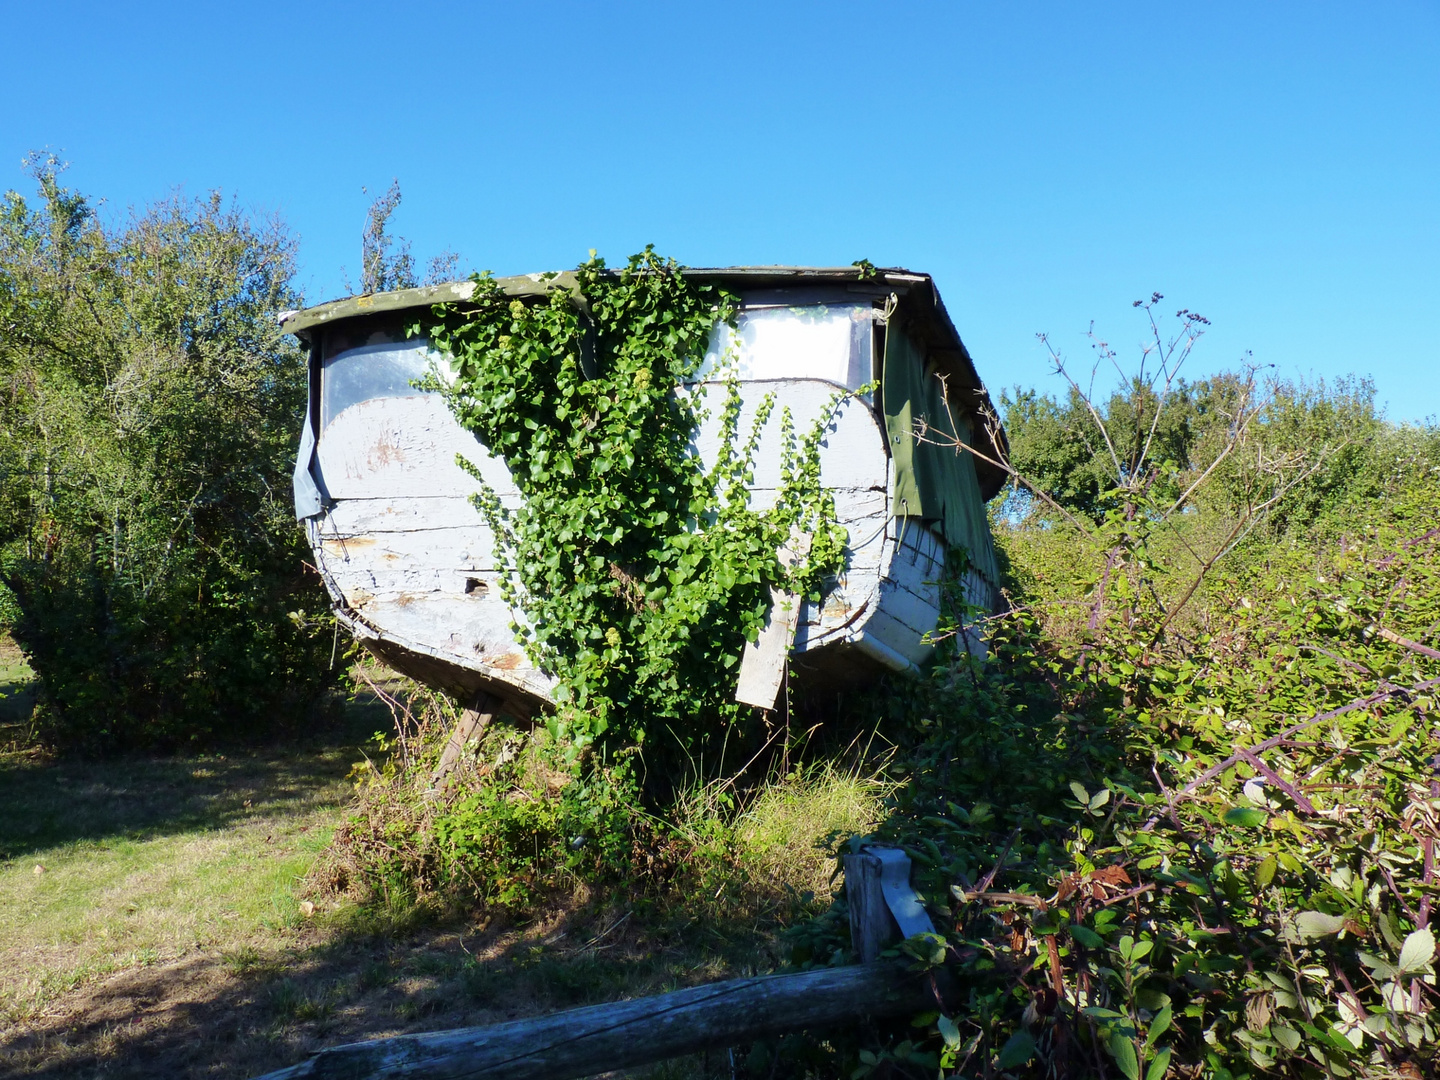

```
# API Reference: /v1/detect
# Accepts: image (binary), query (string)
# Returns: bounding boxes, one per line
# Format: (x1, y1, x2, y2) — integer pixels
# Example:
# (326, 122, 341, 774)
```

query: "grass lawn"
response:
(0, 748, 350, 1024)
(0, 653, 884, 1079)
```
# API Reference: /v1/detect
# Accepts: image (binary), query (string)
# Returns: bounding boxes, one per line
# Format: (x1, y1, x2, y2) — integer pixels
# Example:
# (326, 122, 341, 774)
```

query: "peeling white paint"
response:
(308, 372, 979, 707)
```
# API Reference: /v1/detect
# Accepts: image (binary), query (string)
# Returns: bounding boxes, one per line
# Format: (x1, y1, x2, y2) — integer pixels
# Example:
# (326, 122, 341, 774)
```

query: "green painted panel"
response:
(882, 322, 1000, 586)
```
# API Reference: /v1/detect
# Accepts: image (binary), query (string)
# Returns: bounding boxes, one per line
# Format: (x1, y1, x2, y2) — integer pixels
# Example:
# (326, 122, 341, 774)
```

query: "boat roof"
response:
(280, 266, 1008, 498)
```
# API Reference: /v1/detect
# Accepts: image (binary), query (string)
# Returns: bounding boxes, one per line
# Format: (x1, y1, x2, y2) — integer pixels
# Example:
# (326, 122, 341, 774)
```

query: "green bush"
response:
(0, 156, 336, 751)
(789, 302, 1440, 1079)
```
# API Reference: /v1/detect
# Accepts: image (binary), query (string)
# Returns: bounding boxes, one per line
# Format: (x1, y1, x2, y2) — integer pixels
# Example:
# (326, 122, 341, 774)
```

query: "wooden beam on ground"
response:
(251, 960, 945, 1080)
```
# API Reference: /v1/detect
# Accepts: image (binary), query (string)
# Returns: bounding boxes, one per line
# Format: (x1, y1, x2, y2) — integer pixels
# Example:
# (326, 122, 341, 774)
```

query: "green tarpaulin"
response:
(882, 322, 1000, 586)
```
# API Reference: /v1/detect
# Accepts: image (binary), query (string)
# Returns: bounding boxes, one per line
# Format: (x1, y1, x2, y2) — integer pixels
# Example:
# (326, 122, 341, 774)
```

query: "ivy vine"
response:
(420, 248, 853, 773)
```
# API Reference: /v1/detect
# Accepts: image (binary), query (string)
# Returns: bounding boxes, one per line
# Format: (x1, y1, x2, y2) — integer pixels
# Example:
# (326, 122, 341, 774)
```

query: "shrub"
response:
(787, 300, 1440, 1079)
(0, 156, 336, 751)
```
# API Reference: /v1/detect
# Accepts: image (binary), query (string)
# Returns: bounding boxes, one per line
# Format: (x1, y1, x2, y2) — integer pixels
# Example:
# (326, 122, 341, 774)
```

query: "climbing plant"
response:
(420, 248, 852, 775)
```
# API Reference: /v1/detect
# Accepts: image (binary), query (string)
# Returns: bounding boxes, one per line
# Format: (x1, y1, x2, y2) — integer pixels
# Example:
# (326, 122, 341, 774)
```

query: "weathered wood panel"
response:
(843, 853, 895, 963)
(307, 378, 942, 705)
(316, 396, 517, 501)
(313, 486, 889, 669)
(689, 379, 888, 494)
(736, 535, 812, 710)
(325, 495, 522, 534)
(846, 519, 944, 668)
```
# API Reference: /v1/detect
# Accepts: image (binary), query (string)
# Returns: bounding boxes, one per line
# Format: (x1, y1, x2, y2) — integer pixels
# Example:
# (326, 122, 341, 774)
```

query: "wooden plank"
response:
(843, 852, 894, 962)
(796, 583, 878, 651)
(844, 846, 937, 962)
(431, 692, 501, 784)
(316, 396, 518, 501)
(858, 608, 935, 669)
(250, 960, 944, 1080)
(326, 494, 522, 533)
(735, 535, 811, 710)
(877, 577, 944, 639)
(735, 587, 803, 709)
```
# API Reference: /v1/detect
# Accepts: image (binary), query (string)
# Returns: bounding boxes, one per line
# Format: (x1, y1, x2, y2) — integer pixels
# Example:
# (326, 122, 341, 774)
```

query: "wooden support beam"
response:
(844, 851, 896, 962)
(431, 692, 500, 784)
(251, 960, 944, 1080)
(844, 845, 938, 962)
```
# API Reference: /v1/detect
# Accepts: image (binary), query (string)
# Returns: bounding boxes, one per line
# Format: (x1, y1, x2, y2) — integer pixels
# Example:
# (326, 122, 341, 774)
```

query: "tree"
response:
(0, 155, 336, 751)
(997, 299, 1385, 533)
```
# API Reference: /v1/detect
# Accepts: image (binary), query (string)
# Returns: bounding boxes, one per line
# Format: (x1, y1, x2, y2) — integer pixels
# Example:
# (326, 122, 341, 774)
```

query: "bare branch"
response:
(916, 382, 1095, 538)
(1040, 332, 1125, 484)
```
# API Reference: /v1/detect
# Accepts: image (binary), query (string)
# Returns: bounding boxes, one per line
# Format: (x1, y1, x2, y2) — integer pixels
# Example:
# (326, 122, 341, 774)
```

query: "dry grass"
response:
(729, 763, 893, 899)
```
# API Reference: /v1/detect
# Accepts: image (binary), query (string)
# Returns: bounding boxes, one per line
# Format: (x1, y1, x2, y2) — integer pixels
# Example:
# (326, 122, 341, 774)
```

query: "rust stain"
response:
(367, 431, 407, 470)
(489, 652, 525, 671)
(322, 536, 376, 554)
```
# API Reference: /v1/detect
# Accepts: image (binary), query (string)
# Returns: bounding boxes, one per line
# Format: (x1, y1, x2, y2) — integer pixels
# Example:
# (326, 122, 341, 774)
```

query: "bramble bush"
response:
(325, 278, 1439, 1079)
(787, 303, 1440, 1079)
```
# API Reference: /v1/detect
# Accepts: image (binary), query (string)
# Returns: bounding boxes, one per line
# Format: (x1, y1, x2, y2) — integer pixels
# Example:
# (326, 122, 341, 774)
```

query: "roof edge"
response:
(279, 266, 1010, 500)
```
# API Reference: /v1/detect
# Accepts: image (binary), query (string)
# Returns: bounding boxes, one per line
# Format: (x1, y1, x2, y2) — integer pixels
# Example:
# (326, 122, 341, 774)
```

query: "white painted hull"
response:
(308, 379, 989, 710)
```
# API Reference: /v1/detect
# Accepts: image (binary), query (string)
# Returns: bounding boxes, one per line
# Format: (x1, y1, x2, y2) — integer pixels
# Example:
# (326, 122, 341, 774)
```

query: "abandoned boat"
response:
(283, 266, 1007, 714)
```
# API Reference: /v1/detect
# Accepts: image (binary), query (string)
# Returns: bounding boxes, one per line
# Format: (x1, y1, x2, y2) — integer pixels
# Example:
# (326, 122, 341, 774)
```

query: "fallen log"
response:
(252, 959, 945, 1080)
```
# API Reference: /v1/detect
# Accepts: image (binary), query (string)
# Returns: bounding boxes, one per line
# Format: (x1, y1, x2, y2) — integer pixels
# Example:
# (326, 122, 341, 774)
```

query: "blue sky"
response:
(4, 1, 1437, 420)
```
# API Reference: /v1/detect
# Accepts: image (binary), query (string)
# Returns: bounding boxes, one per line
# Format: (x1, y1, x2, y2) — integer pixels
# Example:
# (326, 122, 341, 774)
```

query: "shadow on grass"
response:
(0, 693, 394, 863)
(0, 886, 770, 1080)
(0, 672, 795, 1079)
